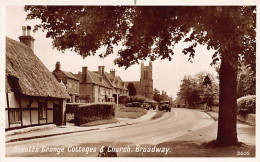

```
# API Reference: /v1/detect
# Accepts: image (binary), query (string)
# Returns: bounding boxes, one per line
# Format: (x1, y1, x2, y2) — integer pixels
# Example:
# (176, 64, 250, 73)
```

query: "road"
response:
(6, 108, 214, 157)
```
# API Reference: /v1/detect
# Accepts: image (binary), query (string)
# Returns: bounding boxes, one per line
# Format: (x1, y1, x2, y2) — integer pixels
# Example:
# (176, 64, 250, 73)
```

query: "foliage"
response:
(127, 82, 137, 96)
(79, 94, 90, 102)
(237, 65, 256, 98)
(237, 95, 256, 114)
(177, 72, 219, 107)
(66, 103, 116, 126)
(25, 6, 255, 70)
(118, 95, 129, 104)
(153, 88, 160, 102)
(129, 95, 149, 103)
(178, 75, 201, 106)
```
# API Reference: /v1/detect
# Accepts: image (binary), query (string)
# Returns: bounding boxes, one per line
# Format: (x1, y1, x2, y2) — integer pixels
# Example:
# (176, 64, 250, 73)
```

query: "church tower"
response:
(140, 61, 153, 100)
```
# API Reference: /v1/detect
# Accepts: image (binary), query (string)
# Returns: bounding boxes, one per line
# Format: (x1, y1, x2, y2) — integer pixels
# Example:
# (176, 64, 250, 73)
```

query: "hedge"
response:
(66, 103, 116, 126)
(237, 95, 256, 114)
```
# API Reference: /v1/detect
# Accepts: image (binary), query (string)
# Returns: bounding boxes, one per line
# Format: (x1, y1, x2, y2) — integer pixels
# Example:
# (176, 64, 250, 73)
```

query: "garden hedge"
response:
(237, 95, 256, 114)
(66, 103, 116, 126)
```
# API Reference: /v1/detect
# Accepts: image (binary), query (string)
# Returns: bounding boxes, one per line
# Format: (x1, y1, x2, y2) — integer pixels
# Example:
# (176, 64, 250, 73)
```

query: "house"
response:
(74, 66, 113, 102)
(52, 62, 80, 103)
(104, 69, 129, 99)
(125, 61, 153, 100)
(5, 26, 69, 130)
(74, 66, 129, 103)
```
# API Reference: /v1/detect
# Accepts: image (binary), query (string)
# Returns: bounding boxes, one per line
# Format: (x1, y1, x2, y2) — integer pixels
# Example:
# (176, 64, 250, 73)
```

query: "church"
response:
(125, 61, 153, 100)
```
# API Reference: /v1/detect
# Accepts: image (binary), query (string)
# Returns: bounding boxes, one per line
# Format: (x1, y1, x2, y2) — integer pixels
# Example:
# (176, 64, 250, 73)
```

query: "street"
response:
(6, 108, 215, 157)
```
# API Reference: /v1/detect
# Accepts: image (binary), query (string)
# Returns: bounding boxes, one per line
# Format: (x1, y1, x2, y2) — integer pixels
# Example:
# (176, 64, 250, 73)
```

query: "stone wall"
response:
(237, 113, 256, 126)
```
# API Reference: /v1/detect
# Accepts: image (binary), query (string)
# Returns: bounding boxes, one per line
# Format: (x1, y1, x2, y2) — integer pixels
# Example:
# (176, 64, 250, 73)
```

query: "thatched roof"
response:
(5, 37, 69, 99)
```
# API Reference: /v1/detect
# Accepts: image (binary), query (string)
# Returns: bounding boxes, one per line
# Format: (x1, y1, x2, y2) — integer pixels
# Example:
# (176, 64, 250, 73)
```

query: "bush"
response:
(66, 103, 116, 125)
(237, 95, 256, 114)
(129, 95, 149, 103)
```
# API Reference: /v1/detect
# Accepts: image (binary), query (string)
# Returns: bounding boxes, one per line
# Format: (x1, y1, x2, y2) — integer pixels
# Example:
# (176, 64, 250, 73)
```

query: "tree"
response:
(178, 75, 201, 108)
(237, 65, 256, 98)
(127, 82, 137, 96)
(195, 71, 219, 109)
(25, 6, 255, 145)
(153, 88, 160, 102)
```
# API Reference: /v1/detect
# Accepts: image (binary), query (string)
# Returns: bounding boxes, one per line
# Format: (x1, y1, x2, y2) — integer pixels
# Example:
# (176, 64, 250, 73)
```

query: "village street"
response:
(6, 108, 216, 157)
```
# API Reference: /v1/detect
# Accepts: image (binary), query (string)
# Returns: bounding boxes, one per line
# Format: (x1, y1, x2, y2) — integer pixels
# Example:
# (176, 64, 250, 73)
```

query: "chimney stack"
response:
(19, 25, 35, 52)
(55, 62, 61, 71)
(98, 66, 105, 76)
(22, 26, 26, 36)
(82, 67, 88, 83)
(27, 26, 31, 36)
(110, 69, 116, 77)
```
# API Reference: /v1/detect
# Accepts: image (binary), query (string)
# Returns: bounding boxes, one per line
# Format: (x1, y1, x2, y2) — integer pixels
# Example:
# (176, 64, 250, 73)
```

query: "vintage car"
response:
(158, 101, 171, 112)
(143, 101, 157, 110)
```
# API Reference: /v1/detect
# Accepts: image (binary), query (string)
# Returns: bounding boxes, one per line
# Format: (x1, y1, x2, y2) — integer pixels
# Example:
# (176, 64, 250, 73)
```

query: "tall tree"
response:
(25, 6, 255, 145)
(127, 82, 137, 96)
(153, 88, 160, 102)
(178, 75, 201, 107)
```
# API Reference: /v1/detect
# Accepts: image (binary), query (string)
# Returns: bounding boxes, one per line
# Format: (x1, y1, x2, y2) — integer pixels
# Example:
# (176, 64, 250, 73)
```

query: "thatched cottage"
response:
(5, 26, 69, 130)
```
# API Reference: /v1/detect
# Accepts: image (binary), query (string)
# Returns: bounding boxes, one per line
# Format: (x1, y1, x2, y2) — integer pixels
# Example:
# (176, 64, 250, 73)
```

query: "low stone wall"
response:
(211, 106, 219, 113)
(204, 106, 255, 126)
(237, 113, 255, 126)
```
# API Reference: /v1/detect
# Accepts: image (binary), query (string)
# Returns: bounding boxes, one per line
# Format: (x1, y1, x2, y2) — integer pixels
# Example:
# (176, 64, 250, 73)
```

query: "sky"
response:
(5, 6, 218, 99)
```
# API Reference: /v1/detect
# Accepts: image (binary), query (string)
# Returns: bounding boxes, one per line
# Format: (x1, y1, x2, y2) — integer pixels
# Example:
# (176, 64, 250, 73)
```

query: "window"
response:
(68, 82, 72, 89)
(9, 110, 21, 123)
(39, 103, 47, 120)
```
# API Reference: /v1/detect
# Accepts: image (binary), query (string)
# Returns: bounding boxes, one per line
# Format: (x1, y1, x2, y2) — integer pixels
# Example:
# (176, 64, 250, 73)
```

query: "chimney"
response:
(55, 62, 61, 71)
(82, 67, 88, 83)
(110, 69, 116, 77)
(98, 66, 105, 76)
(19, 26, 35, 52)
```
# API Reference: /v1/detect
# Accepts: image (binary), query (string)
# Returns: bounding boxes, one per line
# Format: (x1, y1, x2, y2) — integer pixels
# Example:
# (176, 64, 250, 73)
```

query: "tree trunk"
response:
(217, 54, 238, 145)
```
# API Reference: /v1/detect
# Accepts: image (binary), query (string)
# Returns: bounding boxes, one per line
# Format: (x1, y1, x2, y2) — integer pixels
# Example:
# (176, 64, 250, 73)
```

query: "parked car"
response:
(143, 101, 157, 110)
(126, 103, 133, 107)
(159, 101, 171, 112)
(132, 102, 141, 107)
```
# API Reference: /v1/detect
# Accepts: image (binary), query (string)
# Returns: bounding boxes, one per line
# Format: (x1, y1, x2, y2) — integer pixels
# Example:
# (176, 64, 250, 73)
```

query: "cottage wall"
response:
(5, 93, 62, 130)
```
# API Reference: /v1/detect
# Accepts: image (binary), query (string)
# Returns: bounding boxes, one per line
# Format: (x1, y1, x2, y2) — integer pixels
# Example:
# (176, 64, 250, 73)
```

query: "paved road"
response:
(6, 108, 214, 157)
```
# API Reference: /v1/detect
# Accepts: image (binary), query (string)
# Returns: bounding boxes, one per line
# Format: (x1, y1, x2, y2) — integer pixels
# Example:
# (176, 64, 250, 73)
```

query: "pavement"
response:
(198, 109, 255, 145)
(5, 110, 158, 143)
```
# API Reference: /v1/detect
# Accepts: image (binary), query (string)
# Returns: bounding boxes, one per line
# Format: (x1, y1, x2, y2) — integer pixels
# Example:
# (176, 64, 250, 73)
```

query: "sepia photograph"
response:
(0, 2, 258, 161)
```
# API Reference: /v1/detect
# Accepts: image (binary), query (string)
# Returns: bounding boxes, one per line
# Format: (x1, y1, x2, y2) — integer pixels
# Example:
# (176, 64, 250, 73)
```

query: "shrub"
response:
(237, 95, 256, 114)
(129, 95, 149, 103)
(66, 103, 116, 126)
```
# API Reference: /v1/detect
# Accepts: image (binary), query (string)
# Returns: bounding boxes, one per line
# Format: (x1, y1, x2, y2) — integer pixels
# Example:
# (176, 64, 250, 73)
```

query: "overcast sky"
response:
(5, 6, 218, 99)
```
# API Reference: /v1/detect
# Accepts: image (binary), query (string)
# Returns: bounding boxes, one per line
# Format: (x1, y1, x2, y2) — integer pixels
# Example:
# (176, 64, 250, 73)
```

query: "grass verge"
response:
(115, 106, 147, 119)
(151, 111, 164, 120)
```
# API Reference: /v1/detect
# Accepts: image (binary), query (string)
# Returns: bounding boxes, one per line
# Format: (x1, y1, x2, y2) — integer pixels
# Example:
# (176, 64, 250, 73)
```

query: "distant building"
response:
(5, 26, 69, 130)
(74, 66, 128, 103)
(52, 62, 80, 103)
(125, 61, 153, 100)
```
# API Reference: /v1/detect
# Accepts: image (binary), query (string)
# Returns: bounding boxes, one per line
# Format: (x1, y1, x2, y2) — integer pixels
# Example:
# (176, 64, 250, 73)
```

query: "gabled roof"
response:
(61, 70, 78, 81)
(90, 71, 111, 88)
(104, 72, 128, 90)
(74, 71, 112, 88)
(5, 37, 69, 99)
